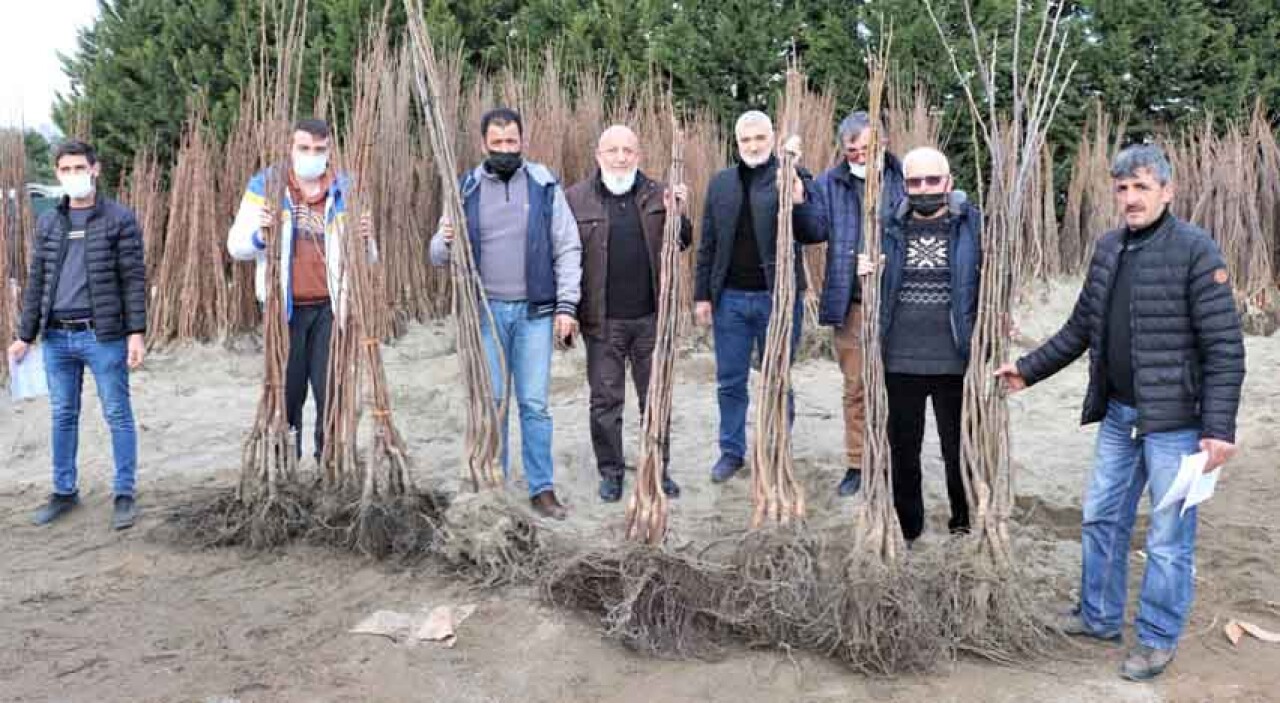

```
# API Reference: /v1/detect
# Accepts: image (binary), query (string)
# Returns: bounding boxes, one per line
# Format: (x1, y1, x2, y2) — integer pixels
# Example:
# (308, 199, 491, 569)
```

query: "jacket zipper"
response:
(1128, 249, 1139, 440)
(948, 224, 961, 351)
(49, 206, 98, 325)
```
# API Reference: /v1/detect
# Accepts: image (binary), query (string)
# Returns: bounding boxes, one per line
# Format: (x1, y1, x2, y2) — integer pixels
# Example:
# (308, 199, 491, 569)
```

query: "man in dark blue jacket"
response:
(866, 146, 981, 544)
(431, 108, 583, 520)
(794, 111, 905, 497)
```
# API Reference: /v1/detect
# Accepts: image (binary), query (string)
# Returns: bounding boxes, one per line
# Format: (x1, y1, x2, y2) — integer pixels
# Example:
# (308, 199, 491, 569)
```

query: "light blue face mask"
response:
(848, 162, 866, 180)
(292, 151, 328, 180)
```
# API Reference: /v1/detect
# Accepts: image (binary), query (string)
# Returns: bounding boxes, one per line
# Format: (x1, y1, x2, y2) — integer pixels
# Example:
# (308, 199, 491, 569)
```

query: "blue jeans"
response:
(711, 289, 803, 461)
(43, 329, 138, 497)
(481, 301, 555, 498)
(1079, 400, 1200, 650)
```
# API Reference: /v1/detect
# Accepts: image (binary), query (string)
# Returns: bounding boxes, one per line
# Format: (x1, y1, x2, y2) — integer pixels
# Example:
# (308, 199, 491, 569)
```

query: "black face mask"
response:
(908, 192, 948, 217)
(485, 151, 523, 181)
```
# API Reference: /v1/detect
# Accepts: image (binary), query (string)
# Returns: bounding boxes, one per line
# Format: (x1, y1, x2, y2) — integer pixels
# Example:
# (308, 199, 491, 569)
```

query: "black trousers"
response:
(584, 315, 671, 482)
(886, 373, 970, 541)
(286, 301, 333, 459)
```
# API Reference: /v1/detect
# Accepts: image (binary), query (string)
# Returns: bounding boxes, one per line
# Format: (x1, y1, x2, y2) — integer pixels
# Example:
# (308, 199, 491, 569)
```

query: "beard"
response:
(739, 150, 770, 168)
(601, 168, 638, 195)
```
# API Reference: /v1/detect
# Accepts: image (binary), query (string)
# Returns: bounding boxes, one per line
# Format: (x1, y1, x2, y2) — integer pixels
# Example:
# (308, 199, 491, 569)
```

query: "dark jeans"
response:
(886, 373, 969, 541)
(585, 315, 670, 481)
(711, 288, 803, 461)
(286, 302, 333, 459)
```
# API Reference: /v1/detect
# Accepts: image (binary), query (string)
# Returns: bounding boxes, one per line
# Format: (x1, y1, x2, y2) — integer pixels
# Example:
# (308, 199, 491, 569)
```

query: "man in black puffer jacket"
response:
(8, 140, 147, 531)
(997, 145, 1245, 682)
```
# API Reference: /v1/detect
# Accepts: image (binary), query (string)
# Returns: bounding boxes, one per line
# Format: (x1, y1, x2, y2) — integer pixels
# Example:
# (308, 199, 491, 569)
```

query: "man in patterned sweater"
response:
(861, 147, 982, 544)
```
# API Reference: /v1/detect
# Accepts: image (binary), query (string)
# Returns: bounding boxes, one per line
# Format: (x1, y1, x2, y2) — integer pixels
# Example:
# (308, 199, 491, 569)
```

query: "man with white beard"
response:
(694, 111, 823, 483)
(565, 125, 691, 502)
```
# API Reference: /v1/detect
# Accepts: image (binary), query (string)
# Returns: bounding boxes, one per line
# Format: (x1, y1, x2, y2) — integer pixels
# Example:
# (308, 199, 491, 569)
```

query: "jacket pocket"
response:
(1182, 360, 1201, 398)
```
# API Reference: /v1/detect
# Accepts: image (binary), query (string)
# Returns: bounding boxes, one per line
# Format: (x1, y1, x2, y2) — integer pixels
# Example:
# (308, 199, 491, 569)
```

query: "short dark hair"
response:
(293, 118, 331, 140)
(54, 140, 97, 167)
(480, 108, 523, 138)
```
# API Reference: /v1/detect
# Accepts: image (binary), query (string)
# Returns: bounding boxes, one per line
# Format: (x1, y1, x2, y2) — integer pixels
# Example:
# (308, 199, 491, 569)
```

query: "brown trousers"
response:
(833, 305, 865, 468)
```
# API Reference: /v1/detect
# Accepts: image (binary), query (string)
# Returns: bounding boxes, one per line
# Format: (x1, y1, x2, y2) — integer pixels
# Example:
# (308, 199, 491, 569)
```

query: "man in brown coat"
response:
(565, 125, 691, 502)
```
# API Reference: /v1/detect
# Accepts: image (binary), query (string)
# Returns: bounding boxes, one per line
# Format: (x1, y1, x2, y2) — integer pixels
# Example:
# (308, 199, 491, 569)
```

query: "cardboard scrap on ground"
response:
(1224, 619, 1280, 646)
(415, 604, 478, 647)
(350, 604, 478, 647)
(349, 610, 416, 641)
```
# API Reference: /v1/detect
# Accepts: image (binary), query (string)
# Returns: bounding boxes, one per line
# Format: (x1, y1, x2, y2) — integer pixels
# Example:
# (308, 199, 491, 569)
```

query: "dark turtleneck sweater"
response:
(1106, 207, 1170, 406)
(725, 158, 771, 291)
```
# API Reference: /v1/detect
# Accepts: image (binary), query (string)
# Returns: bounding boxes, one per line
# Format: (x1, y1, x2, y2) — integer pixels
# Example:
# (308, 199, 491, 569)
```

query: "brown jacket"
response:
(565, 170, 691, 337)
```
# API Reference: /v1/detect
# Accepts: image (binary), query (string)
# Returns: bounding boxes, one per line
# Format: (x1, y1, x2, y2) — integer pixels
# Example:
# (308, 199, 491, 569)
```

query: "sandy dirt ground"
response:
(1, 280, 1278, 703)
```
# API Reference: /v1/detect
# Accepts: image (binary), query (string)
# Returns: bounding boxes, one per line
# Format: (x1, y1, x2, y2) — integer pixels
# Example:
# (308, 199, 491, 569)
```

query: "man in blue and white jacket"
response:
(227, 118, 372, 463)
(431, 107, 582, 520)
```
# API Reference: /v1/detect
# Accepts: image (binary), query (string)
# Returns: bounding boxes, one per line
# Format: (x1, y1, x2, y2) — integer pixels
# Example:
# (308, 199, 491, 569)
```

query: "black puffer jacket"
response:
(1015, 213, 1245, 441)
(18, 196, 147, 343)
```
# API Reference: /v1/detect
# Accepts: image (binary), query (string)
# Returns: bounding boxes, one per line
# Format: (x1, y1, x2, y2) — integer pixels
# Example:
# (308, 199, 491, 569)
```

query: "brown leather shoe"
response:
(531, 490, 567, 520)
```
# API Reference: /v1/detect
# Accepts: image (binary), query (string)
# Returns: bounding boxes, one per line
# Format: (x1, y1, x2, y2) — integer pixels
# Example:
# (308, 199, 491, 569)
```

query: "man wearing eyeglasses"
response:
(565, 125, 692, 503)
(860, 146, 979, 544)
(794, 111, 905, 498)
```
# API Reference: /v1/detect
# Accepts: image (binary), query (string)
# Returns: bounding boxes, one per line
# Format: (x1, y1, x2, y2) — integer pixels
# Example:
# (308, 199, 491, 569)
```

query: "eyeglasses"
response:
(905, 175, 948, 188)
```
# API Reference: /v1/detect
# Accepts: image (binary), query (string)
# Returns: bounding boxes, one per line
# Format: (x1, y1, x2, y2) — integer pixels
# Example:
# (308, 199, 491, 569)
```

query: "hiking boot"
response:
(598, 476, 623, 503)
(1050, 609, 1121, 643)
(710, 455, 743, 483)
(531, 490, 568, 521)
(33, 493, 80, 526)
(112, 495, 137, 531)
(661, 475, 681, 499)
(837, 468, 862, 497)
(1120, 644, 1176, 681)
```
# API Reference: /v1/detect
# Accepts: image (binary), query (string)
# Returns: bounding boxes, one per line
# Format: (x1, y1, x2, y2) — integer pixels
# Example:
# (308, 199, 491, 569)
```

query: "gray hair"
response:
(837, 111, 873, 143)
(1110, 144, 1173, 185)
(734, 110, 773, 136)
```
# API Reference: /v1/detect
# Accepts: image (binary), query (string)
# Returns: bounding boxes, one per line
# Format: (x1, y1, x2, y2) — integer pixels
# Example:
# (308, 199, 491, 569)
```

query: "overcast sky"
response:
(0, 0, 101, 131)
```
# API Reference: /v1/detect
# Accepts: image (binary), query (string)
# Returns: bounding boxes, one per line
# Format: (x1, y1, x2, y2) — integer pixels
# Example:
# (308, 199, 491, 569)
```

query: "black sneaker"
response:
(710, 455, 744, 483)
(112, 495, 137, 531)
(598, 476, 624, 503)
(33, 493, 79, 526)
(661, 475, 681, 499)
(837, 468, 862, 497)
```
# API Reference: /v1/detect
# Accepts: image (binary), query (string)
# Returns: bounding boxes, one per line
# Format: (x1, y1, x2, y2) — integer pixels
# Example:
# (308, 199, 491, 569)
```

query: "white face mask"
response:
(601, 168, 637, 196)
(292, 151, 329, 180)
(849, 162, 867, 180)
(59, 173, 94, 200)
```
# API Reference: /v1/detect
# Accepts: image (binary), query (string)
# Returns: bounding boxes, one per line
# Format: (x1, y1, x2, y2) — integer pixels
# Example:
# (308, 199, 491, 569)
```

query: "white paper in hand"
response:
(1154, 451, 1214, 516)
(9, 349, 48, 401)
(1183, 463, 1219, 518)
